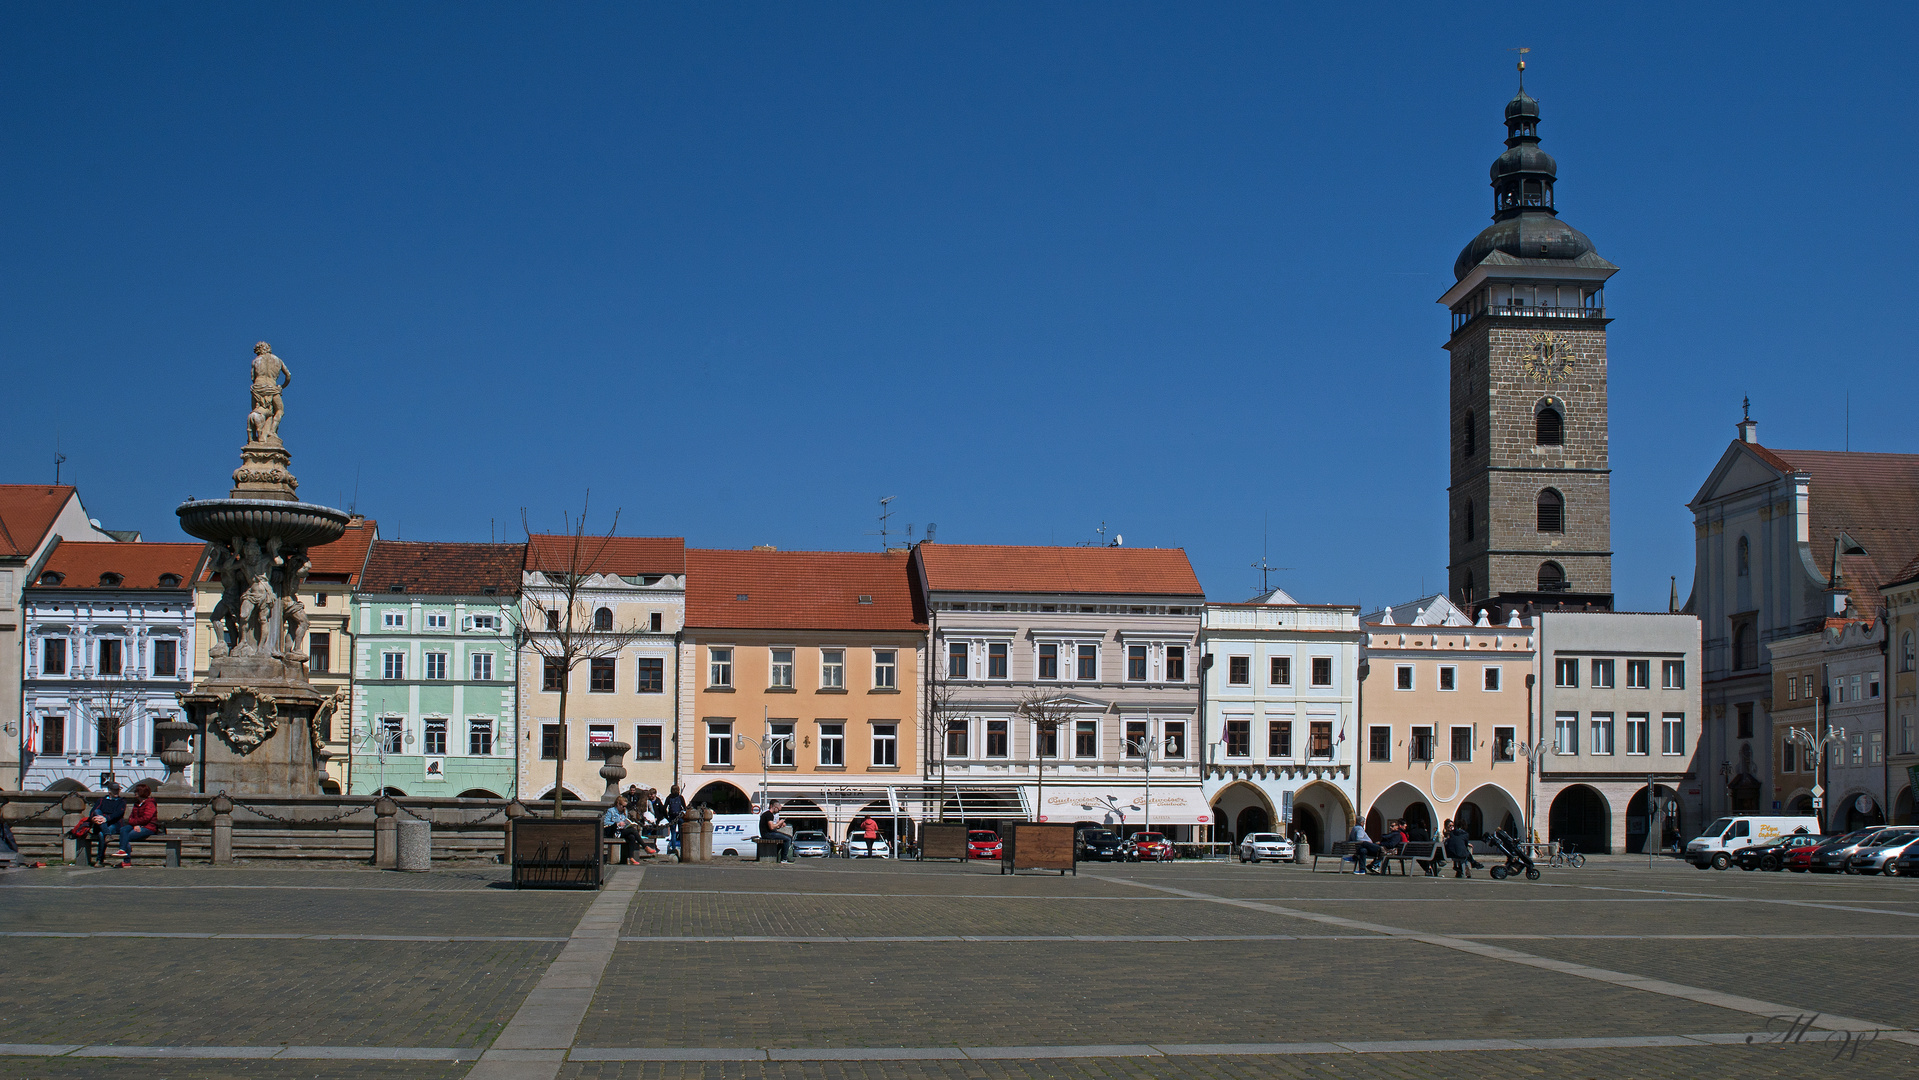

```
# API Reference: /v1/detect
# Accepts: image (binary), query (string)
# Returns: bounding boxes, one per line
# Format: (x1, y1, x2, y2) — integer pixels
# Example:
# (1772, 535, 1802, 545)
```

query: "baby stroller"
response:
(1487, 829, 1541, 881)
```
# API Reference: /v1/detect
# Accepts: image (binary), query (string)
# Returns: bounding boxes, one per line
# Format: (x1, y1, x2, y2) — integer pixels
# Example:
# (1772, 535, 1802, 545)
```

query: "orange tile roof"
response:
(30, 541, 204, 591)
(915, 543, 1204, 597)
(0, 484, 78, 557)
(685, 549, 922, 632)
(526, 535, 685, 577)
(1765, 448, 1919, 615)
(361, 541, 525, 596)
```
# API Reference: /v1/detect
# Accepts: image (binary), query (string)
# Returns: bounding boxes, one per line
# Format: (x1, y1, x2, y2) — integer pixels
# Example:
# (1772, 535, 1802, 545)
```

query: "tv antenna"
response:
(1080, 521, 1123, 547)
(54, 436, 66, 486)
(868, 496, 899, 551)
(1252, 516, 1292, 593)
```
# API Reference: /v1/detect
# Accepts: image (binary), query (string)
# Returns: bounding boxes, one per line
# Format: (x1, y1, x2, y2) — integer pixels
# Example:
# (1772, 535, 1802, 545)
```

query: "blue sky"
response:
(4, 4, 1915, 610)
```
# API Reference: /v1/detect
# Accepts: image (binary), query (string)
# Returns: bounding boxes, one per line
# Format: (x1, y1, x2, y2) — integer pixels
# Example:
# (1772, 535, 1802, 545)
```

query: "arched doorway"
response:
(1236, 805, 1271, 839)
(457, 788, 504, 800)
(779, 798, 827, 836)
(1549, 785, 1610, 854)
(1209, 781, 1275, 846)
(1786, 792, 1814, 816)
(44, 778, 87, 793)
(1842, 792, 1886, 831)
(1294, 781, 1353, 851)
(1894, 785, 1914, 827)
(691, 781, 750, 814)
(1627, 786, 1682, 854)
(1460, 784, 1524, 842)
(1365, 782, 1436, 842)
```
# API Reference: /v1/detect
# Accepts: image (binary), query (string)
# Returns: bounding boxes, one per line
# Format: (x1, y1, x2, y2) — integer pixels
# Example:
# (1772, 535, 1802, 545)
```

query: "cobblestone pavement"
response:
(2, 858, 1916, 1079)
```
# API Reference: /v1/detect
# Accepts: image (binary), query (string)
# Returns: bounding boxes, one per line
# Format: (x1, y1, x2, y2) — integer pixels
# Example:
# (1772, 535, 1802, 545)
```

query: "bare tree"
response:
(1016, 689, 1075, 824)
(928, 679, 964, 822)
(519, 497, 650, 819)
(85, 668, 146, 789)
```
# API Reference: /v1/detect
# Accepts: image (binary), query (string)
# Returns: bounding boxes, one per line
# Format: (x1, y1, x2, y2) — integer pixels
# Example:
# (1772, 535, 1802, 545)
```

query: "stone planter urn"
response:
(595, 742, 630, 800)
(154, 720, 198, 791)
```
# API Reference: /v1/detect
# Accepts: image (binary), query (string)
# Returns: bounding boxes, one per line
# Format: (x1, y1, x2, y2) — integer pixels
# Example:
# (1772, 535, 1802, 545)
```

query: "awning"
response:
(1032, 784, 1211, 825)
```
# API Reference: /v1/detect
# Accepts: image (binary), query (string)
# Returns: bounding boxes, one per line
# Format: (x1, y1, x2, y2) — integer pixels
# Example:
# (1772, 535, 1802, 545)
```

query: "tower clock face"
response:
(1521, 331, 1576, 382)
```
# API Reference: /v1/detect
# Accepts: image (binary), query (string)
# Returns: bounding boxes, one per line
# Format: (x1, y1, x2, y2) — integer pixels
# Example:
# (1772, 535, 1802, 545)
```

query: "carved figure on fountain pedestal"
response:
(206, 544, 244, 659)
(248, 342, 292, 445)
(279, 549, 312, 664)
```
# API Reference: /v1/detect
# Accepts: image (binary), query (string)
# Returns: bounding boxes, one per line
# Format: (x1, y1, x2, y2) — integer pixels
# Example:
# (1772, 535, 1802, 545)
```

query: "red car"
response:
(967, 830, 1002, 859)
(1785, 836, 1835, 872)
(1131, 831, 1174, 862)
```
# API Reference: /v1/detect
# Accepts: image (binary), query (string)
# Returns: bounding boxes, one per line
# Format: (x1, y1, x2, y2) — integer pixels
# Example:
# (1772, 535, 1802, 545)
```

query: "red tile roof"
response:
(1765, 447, 1919, 613)
(915, 543, 1204, 597)
(29, 541, 204, 591)
(685, 549, 922, 632)
(526, 535, 685, 577)
(361, 541, 525, 596)
(0, 484, 78, 557)
(1887, 550, 1919, 592)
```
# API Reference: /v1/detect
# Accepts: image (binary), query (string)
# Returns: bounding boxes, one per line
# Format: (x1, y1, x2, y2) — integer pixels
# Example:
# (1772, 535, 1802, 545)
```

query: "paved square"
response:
(3, 857, 1917, 1078)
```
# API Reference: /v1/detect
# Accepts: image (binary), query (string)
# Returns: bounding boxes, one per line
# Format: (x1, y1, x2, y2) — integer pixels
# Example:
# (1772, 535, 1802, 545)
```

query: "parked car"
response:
(845, 837, 892, 858)
(1730, 833, 1821, 871)
(791, 830, 833, 858)
(967, 830, 1002, 860)
(1844, 829, 1919, 875)
(1077, 830, 1133, 862)
(1685, 815, 1821, 869)
(1895, 844, 1919, 878)
(1239, 832, 1296, 864)
(1131, 831, 1174, 862)
(1785, 835, 1837, 872)
(1808, 829, 1898, 873)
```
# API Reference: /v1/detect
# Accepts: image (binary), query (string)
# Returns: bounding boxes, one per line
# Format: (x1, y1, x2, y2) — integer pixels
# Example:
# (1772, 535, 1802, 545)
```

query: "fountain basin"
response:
(177, 498, 350, 548)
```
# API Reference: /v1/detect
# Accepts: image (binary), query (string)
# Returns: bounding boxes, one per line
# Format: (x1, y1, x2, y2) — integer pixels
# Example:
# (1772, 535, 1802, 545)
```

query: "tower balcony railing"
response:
(1453, 303, 1605, 333)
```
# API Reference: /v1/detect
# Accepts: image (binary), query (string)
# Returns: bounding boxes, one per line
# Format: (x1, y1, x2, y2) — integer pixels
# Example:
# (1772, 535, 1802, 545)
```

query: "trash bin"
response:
(396, 818, 432, 872)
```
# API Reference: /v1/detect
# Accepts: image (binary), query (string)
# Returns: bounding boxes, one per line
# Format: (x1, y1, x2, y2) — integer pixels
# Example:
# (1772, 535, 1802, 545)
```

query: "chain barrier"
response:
(397, 802, 508, 825)
(6, 801, 69, 821)
(224, 796, 371, 827)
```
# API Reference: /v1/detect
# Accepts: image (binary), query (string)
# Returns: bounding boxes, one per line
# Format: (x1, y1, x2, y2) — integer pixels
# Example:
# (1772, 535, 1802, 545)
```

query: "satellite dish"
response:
(1114, 534, 1123, 547)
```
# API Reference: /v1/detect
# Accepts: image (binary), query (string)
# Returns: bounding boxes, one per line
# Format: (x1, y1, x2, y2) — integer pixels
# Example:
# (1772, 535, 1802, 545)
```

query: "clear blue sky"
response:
(5, 4, 1915, 610)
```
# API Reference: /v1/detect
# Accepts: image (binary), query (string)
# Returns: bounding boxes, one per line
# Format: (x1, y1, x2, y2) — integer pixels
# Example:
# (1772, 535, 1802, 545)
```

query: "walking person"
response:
(87, 782, 127, 867)
(664, 785, 686, 856)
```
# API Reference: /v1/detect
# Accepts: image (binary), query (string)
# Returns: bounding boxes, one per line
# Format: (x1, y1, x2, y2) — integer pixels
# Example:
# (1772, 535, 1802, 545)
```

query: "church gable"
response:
(1691, 442, 1788, 509)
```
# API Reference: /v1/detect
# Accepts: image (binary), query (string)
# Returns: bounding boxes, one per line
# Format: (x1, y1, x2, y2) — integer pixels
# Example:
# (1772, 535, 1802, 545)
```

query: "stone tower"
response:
(1441, 78, 1617, 616)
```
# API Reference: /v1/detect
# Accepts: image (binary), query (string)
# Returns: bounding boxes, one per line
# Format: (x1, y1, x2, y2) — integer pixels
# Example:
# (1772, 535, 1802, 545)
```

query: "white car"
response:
(845, 837, 892, 858)
(1239, 833, 1295, 863)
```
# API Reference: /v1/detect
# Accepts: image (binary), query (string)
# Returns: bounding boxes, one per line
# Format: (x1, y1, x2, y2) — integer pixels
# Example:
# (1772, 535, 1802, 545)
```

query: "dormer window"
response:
(97, 573, 123, 587)
(157, 573, 182, 587)
(39, 571, 64, 586)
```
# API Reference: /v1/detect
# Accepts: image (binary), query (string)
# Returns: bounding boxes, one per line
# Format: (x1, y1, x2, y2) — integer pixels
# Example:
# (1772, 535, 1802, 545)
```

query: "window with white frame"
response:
(1037, 643, 1058, 680)
(1163, 721, 1186, 758)
(1870, 730, 1884, 764)
(634, 725, 662, 760)
(948, 641, 969, 679)
(944, 719, 968, 758)
(636, 656, 663, 693)
(988, 642, 1008, 679)
(153, 639, 178, 677)
(1625, 713, 1650, 756)
(1493, 726, 1516, 761)
(380, 716, 404, 754)
(769, 648, 794, 688)
(1902, 714, 1915, 756)
(1228, 656, 1250, 685)
(985, 719, 1008, 757)
(874, 649, 897, 689)
(872, 723, 898, 767)
(1270, 656, 1292, 686)
(1311, 657, 1333, 686)
(1626, 659, 1650, 688)
(1074, 719, 1098, 758)
(424, 652, 448, 680)
(1127, 645, 1148, 682)
(1590, 713, 1614, 755)
(1223, 718, 1251, 757)
(383, 651, 405, 680)
(1396, 665, 1414, 690)
(821, 649, 845, 689)
(1483, 666, 1501, 691)
(468, 718, 493, 756)
(768, 722, 795, 766)
(1554, 713, 1578, 754)
(1450, 726, 1472, 762)
(468, 613, 500, 631)
(1438, 666, 1457, 691)
(1410, 726, 1434, 761)
(471, 652, 493, 681)
(1849, 732, 1864, 765)
(1076, 644, 1098, 681)
(1661, 714, 1685, 755)
(819, 722, 845, 766)
(709, 647, 733, 688)
(425, 612, 449, 630)
(42, 638, 67, 675)
(1367, 725, 1388, 762)
(1165, 646, 1186, 682)
(1592, 658, 1614, 688)
(383, 611, 406, 629)
(1662, 660, 1685, 689)
(706, 721, 733, 765)
(1555, 657, 1578, 687)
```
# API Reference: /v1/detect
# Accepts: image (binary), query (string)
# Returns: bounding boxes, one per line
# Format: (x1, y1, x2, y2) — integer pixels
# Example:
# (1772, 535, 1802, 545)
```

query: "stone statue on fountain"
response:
(176, 341, 351, 795)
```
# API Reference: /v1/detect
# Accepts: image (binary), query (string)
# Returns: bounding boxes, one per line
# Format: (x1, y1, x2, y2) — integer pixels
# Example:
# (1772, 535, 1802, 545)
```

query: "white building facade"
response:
(20, 542, 204, 792)
(1200, 590, 1360, 851)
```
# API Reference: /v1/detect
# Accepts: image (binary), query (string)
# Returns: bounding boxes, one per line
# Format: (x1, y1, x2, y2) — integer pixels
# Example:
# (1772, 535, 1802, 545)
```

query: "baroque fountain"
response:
(174, 343, 350, 795)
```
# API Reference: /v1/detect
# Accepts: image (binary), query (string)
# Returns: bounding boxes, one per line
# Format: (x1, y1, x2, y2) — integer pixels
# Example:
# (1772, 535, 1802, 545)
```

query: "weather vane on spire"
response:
(1510, 46, 1531, 87)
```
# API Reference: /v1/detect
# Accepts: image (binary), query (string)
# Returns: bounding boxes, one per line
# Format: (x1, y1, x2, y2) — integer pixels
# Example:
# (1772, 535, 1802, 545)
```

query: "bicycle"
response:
(1548, 841, 1586, 869)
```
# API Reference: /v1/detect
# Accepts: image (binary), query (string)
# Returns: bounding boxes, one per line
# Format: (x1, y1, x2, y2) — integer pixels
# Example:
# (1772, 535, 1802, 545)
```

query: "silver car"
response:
(1239, 832, 1296, 863)
(1846, 830, 1919, 875)
(791, 830, 833, 858)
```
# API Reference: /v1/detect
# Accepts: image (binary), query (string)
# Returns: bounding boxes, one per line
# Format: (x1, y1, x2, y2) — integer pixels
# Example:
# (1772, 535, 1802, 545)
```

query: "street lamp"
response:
(1516, 738, 1551, 844)
(357, 720, 414, 796)
(1122, 730, 1177, 837)
(1784, 725, 1847, 832)
(736, 723, 793, 813)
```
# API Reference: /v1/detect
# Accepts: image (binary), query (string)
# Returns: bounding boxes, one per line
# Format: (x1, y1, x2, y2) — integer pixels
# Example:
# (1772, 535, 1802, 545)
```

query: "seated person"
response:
(601, 797, 644, 864)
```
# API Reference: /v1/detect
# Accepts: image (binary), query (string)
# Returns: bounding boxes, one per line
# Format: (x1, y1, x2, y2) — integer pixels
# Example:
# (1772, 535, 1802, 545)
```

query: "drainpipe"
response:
(1198, 651, 1213, 843)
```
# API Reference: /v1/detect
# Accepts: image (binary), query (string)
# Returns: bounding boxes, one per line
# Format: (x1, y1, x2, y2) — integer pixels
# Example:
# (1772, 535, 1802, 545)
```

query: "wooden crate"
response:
(510, 817, 603, 889)
(1002, 821, 1076, 875)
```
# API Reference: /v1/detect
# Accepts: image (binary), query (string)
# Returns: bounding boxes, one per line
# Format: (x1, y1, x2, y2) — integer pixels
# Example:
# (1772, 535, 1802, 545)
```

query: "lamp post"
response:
(1517, 738, 1551, 844)
(1785, 725, 1847, 833)
(1122, 730, 1176, 838)
(736, 722, 793, 813)
(357, 719, 414, 797)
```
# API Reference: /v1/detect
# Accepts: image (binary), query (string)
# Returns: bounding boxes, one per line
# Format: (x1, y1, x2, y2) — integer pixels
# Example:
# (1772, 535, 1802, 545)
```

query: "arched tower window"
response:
(1737, 536, 1750, 577)
(1535, 405, 1564, 446)
(1901, 631, 1914, 673)
(1461, 410, 1476, 457)
(1536, 489, 1565, 533)
(593, 607, 613, 631)
(1537, 562, 1567, 592)
(1463, 571, 1477, 603)
(1462, 499, 1476, 542)
(1732, 623, 1758, 671)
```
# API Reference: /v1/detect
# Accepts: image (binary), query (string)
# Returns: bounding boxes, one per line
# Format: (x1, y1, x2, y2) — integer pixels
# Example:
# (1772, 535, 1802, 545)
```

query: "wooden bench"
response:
(1312, 841, 1358, 871)
(1311, 840, 1422, 875)
(752, 837, 788, 862)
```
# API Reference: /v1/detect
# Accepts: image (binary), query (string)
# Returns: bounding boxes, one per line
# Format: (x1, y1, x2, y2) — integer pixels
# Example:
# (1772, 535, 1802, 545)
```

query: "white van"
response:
(1685, 815, 1820, 869)
(710, 814, 763, 857)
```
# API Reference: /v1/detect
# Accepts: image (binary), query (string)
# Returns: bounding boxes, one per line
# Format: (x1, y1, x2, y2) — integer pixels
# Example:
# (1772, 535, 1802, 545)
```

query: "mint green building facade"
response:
(347, 541, 524, 797)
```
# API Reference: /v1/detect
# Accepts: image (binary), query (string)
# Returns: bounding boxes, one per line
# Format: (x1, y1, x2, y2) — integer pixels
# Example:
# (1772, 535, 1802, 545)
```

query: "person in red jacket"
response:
(112, 782, 162, 866)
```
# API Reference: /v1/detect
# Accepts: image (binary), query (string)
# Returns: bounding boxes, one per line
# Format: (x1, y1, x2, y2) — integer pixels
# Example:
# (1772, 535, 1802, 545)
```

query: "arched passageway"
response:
(1549, 785, 1610, 854)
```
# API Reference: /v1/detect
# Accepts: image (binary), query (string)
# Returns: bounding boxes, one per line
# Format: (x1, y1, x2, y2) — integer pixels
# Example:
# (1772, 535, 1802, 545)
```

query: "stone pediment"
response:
(1690, 442, 1790, 509)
